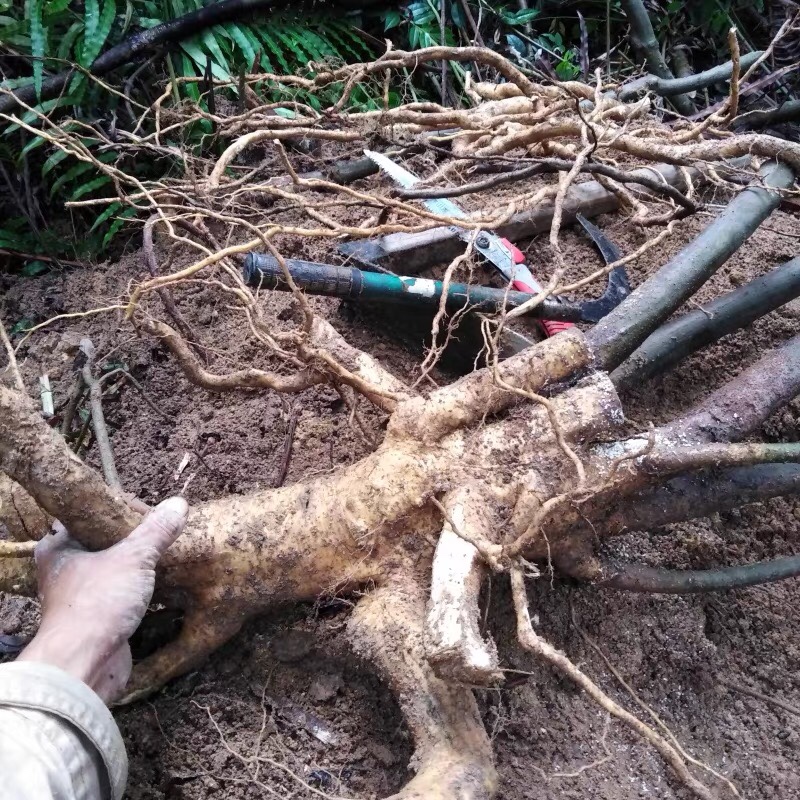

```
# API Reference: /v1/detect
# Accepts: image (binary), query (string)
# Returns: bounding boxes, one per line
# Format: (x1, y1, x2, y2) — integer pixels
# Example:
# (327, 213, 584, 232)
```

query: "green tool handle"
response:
(243, 254, 583, 321)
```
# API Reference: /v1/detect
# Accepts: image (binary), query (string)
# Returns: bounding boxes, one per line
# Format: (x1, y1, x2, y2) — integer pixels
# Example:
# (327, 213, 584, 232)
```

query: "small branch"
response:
(99, 367, 172, 421)
(272, 404, 298, 488)
(143, 215, 209, 363)
(0, 541, 37, 557)
(590, 464, 800, 537)
(719, 678, 800, 719)
(0, 314, 25, 393)
(80, 339, 121, 489)
(589, 161, 795, 372)
(618, 50, 762, 100)
(735, 99, 800, 130)
(396, 159, 696, 213)
(613, 257, 800, 389)
(510, 568, 714, 800)
(60, 375, 86, 435)
(39, 374, 54, 418)
(642, 442, 800, 475)
(617, 0, 695, 115)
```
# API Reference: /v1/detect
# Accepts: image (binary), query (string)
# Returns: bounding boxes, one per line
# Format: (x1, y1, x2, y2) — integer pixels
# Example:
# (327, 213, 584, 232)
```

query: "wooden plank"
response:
(338, 162, 697, 273)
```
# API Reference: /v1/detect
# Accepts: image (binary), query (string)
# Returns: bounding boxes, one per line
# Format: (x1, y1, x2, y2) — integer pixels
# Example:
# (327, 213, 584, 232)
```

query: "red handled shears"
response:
(363, 149, 573, 338)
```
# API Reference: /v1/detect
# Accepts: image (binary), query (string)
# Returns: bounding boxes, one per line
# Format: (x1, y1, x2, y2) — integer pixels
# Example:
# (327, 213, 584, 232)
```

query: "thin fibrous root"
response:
(510, 568, 716, 800)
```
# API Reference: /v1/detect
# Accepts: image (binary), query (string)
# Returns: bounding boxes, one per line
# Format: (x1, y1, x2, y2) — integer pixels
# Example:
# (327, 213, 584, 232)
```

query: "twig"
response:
(571, 603, 741, 795)
(80, 338, 121, 489)
(0, 314, 25, 393)
(0, 249, 87, 268)
(719, 677, 800, 720)
(39, 374, 54, 418)
(574, 556, 800, 593)
(396, 158, 697, 213)
(99, 367, 172, 421)
(272, 404, 298, 488)
(0, 541, 37, 557)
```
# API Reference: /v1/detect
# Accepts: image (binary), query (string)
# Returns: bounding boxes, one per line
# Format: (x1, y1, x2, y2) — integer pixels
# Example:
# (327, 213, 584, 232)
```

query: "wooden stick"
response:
(338, 161, 721, 274)
(80, 339, 121, 489)
(0, 315, 24, 393)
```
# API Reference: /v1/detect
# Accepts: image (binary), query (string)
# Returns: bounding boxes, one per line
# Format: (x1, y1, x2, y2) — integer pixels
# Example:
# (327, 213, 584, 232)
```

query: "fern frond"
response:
(25, 0, 46, 98)
(69, 174, 112, 201)
(82, 0, 116, 67)
(82, 0, 99, 62)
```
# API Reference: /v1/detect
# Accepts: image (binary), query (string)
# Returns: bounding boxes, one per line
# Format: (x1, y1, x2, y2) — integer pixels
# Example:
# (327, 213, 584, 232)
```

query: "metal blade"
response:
(363, 149, 420, 190)
(364, 149, 468, 219)
(576, 213, 623, 266)
(364, 149, 535, 287)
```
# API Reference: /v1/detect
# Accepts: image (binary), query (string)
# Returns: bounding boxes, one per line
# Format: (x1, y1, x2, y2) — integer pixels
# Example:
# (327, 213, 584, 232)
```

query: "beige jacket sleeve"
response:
(0, 662, 127, 800)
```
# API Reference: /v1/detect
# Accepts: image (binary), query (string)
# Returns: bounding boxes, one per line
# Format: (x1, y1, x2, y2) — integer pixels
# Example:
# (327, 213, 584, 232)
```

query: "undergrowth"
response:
(0, 0, 779, 268)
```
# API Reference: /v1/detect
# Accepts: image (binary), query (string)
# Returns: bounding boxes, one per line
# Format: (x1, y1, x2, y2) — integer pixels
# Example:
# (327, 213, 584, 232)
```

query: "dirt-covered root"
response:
(120, 607, 246, 704)
(349, 581, 497, 800)
(425, 484, 502, 685)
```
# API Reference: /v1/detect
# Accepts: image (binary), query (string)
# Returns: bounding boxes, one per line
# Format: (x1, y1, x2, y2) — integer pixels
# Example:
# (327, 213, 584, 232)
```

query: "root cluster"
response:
(2, 39, 800, 800)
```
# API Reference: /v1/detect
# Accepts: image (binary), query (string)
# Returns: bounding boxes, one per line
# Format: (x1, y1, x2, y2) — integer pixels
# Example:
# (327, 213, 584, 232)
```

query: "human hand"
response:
(18, 497, 188, 703)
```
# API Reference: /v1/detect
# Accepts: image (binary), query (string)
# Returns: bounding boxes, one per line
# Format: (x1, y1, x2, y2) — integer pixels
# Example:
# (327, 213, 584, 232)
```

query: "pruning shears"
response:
(363, 149, 574, 338)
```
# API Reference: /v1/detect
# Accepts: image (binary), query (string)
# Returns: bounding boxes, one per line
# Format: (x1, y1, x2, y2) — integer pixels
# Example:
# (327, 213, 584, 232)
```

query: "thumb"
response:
(123, 496, 188, 564)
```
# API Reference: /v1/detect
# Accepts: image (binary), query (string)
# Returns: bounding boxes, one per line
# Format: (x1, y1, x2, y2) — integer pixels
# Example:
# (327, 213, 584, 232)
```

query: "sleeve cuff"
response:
(0, 661, 127, 799)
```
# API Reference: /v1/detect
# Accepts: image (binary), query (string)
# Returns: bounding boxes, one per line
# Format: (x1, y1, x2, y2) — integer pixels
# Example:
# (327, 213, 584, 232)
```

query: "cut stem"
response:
(613, 257, 800, 389)
(574, 557, 800, 593)
(590, 161, 795, 372)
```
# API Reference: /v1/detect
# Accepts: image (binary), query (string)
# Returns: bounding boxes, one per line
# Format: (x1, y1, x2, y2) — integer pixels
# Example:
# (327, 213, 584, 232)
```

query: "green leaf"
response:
(407, 0, 435, 25)
(57, 21, 83, 61)
(239, 24, 270, 70)
(21, 260, 49, 276)
(4, 94, 80, 134)
(0, 77, 35, 90)
(49, 159, 95, 198)
(224, 22, 256, 68)
(499, 8, 540, 25)
(81, 0, 115, 67)
(381, 10, 401, 30)
(180, 38, 229, 81)
(88, 200, 121, 233)
(41, 147, 71, 176)
(255, 28, 291, 73)
(555, 51, 580, 80)
(25, 0, 46, 99)
(180, 53, 201, 101)
(43, 0, 71, 17)
(102, 205, 137, 246)
(9, 319, 34, 336)
(272, 27, 313, 65)
(328, 21, 372, 59)
(82, 0, 99, 63)
(68, 174, 112, 201)
(0, 230, 31, 249)
(201, 28, 231, 77)
(49, 151, 115, 198)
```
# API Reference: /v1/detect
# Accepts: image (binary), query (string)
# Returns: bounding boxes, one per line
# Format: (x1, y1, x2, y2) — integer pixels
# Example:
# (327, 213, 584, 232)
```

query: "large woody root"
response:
(3, 43, 800, 800)
(4, 319, 800, 799)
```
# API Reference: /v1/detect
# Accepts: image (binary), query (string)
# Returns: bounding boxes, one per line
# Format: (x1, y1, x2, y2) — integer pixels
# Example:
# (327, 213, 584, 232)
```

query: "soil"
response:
(2, 174, 800, 799)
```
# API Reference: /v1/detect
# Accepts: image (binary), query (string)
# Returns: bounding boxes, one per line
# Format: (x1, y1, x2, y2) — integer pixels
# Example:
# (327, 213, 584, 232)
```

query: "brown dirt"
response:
(1, 183, 800, 799)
